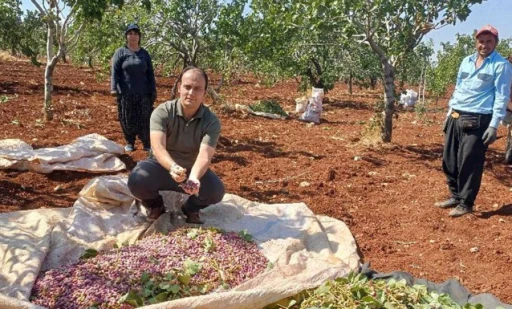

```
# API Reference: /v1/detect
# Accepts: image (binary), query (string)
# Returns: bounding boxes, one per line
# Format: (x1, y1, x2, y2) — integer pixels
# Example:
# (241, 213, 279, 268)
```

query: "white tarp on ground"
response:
(0, 134, 126, 173)
(0, 175, 360, 309)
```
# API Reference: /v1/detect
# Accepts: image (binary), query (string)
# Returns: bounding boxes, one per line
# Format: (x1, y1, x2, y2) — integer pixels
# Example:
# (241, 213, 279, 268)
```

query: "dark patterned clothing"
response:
(117, 94, 153, 148)
(111, 46, 156, 95)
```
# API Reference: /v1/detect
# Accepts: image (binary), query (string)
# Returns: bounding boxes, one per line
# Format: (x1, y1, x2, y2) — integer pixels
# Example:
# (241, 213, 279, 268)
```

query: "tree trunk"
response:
(381, 60, 395, 142)
(46, 23, 54, 61)
(44, 21, 55, 121)
(370, 76, 377, 90)
(44, 61, 57, 121)
(349, 72, 353, 95)
(368, 38, 395, 143)
(61, 49, 67, 63)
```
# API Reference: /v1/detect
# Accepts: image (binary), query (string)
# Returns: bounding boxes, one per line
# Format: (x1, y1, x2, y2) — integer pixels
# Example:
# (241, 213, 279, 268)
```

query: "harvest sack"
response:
(399, 89, 418, 107)
(299, 87, 324, 124)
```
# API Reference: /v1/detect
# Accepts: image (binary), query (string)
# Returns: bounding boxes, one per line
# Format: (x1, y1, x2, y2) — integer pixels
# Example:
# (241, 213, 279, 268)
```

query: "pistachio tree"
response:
(245, 0, 345, 92)
(0, 0, 45, 64)
(69, 3, 152, 70)
(291, 0, 483, 141)
(0, 0, 22, 55)
(205, 0, 249, 86)
(427, 34, 475, 101)
(344, 0, 483, 141)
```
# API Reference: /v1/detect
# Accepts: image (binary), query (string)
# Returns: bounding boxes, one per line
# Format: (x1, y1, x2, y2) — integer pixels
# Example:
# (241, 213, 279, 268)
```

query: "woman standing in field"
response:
(111, 23, 156, 152)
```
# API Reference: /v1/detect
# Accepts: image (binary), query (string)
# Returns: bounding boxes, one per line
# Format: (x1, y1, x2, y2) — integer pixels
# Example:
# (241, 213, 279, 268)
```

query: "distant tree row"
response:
(1, 0, 496, 142)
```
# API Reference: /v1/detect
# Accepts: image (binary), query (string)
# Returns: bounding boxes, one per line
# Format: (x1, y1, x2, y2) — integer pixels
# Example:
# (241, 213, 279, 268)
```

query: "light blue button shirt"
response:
(449, 50, 512, 128)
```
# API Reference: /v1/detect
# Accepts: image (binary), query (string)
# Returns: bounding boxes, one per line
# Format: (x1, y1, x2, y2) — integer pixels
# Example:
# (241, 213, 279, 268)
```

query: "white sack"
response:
(399, 89, 418, 107)
(300, 87, 324, 124)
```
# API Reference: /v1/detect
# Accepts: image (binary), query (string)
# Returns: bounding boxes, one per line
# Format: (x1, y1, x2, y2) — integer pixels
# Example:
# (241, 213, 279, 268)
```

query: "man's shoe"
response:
(434, 198, 459, 209)
(181, 205, 204, 224)
(146, 205, 165, 221)
(448, 205, 473, 217)
(141, 195, 165, 222)
(125, 144, 135, 152)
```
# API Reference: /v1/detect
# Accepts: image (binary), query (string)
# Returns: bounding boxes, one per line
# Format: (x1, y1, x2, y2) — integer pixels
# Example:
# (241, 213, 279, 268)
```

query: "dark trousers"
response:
(127, 159, 225, 213)
(442, 110, 491, 207)
(505, 127, 512, 164)
(117, 94, 153, 148)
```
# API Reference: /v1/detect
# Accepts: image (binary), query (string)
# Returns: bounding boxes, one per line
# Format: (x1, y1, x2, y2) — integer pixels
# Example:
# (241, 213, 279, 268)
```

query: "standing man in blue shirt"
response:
(435, 25, 512, 217)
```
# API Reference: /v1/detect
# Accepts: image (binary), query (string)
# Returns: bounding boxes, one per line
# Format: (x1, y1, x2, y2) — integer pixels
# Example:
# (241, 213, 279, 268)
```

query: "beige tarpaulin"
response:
(0, 134, 126, 173)
(0, 175, 360, 309)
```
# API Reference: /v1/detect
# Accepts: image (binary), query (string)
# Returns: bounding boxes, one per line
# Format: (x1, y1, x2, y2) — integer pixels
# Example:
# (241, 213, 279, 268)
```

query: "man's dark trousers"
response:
(127, 159, 225, 212)
(442, 110, 492, 208)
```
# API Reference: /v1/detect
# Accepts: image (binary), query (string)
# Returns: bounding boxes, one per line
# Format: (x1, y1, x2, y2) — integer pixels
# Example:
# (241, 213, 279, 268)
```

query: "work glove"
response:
(482, 127, 497, 145)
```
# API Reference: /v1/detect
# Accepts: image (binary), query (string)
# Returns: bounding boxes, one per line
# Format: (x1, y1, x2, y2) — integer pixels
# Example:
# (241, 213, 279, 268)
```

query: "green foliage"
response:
(0, 0, 22, 54)
(244, 0, 344, 92)
(395, 41, 434, 88)
(118, 259, 209, 307)
(70, 1, 154, 69)
(149, 0, 220, 68)
(203, 234, 216, 252)
(414, 101, 429, 122)
(0, 95, 10, 103)
(249, 100, 288, 117)
(496, 38, 512, 58)
(118, 290, 143, 307)
(296, 272, 486, 308)
(427, 34, 475, 99)
(205, 0, 249, 84)
(293, 0, 483, 142)
(187, 228, 200, 239)
(80, 248, 99, 260)
(237, 229, 254, 242)
(336, 41, 382, 92)
(0, 1, 45, 63)
(71, 0, 224, 73)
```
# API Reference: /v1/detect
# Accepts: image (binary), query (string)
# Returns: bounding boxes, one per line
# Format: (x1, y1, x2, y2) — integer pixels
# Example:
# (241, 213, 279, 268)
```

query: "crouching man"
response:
(128, 66, 225, 224)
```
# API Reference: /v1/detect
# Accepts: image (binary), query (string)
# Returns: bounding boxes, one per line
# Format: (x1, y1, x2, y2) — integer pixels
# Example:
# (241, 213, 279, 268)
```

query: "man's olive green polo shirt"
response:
(150, 99, 221, 169)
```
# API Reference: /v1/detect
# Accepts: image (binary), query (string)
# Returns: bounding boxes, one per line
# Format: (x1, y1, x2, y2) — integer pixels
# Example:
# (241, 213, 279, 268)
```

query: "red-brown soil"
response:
(1, 60, 511, 304)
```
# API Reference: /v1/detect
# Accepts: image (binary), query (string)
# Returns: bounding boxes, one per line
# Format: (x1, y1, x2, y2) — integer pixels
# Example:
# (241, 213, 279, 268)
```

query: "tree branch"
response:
(66, 23, 84, 53)
(30, 0, 46, 16)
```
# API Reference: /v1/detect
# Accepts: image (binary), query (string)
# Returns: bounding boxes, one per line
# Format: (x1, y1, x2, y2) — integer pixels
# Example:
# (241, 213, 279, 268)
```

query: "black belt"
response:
(452, 109, 491, 117)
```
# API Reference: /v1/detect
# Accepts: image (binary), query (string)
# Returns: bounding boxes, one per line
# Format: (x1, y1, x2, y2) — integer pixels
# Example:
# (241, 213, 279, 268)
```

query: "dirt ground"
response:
(1, 60, 511, 304)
